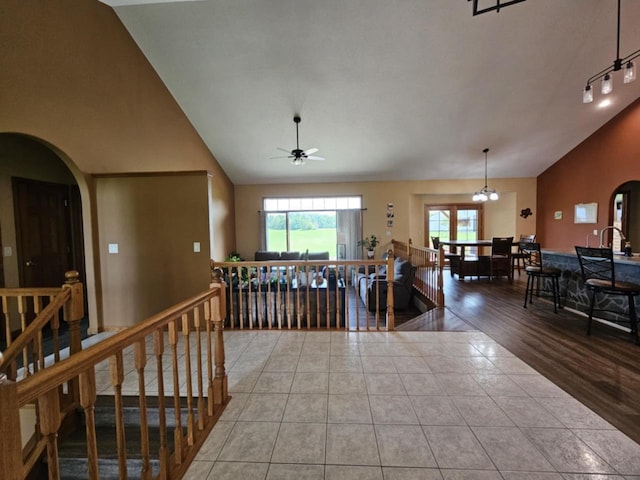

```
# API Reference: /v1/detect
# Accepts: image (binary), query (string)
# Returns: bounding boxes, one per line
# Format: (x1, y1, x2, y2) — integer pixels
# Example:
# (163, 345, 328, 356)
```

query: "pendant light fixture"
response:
(582, 0, 639, 103)
(473, 148, 499, 202)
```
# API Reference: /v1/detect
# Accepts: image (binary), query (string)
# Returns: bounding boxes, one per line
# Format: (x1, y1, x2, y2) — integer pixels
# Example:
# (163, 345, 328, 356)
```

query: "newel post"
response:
(62, 271, 84, 357)
(210, 273, 229, 407)
(385, 251, 395, 331)
(0, 365, 22, 480)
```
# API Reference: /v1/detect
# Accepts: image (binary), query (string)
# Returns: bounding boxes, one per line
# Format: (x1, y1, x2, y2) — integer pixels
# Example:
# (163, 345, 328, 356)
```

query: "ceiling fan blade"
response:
(277, 147, 292, 154)
(304, 147, 318, 155)
(269, 155, 292, 160)
(306, 155, 325, 161)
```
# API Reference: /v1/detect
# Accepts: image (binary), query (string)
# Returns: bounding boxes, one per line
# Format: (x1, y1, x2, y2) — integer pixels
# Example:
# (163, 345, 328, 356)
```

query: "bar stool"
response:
(522, 242, 562, 313)
(512, 234, 536, 276)
(575, 246, 640, 344)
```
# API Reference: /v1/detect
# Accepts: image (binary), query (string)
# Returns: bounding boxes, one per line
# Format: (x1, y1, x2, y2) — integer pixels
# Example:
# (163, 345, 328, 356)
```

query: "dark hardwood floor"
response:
(399, 273, 640, 445)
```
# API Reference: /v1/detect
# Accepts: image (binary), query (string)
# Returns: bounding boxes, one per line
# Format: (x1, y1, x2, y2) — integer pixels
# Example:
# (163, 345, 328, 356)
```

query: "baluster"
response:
(79, 368, 98, 480)
(153, 330, 169, 480)
(225, 266, 236, 329)
(18, 296, 29, 377)
(134, 340, 151, 479)
(204, 299, 214, 416)
(295, 265, 301, 329)
(181, 313, 196, 446)
(211, 294, 228, 406)
(168, 320, 183, 464)
(386, 253, 395, 331)
(1, 296, 11, 348)
(0, 376, 23, 480)
(193, 306, 205, 430)
(110, 351, 128, 480)
(39, 387, 62, 480)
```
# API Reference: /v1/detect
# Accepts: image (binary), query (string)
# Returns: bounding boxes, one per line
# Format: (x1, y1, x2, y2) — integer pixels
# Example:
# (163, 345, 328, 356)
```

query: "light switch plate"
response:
(3, 246, 12, 257)
(108, 243, 119, 254)
(193, 242, 201, 253)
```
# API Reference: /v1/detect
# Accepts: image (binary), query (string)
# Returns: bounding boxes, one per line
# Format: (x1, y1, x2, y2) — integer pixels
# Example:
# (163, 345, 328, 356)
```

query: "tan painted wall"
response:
(96, 173, 212, 329)
(234, 178, 537, 259)
(1, 1, 236, 329)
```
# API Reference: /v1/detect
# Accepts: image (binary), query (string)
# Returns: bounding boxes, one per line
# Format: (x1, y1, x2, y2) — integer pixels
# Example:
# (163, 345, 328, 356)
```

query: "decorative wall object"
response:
(520, 208, 533, 219)
(574, 203, 598, 224)
(554, 211, 563, 220)
(386, 202, 394, 228)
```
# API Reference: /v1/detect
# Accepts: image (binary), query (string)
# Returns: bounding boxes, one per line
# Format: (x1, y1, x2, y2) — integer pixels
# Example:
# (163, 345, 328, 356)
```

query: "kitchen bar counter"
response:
(541, 248, 640, 328)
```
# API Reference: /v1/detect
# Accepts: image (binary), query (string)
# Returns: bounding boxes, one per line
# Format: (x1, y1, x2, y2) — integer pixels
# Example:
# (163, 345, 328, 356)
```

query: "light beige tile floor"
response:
(171, 329, 640, 480)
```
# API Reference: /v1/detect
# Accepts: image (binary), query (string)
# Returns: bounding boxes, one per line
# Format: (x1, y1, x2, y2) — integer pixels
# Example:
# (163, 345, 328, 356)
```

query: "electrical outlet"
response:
(593, 229, 598, 236)
(193, 242, 201, 253)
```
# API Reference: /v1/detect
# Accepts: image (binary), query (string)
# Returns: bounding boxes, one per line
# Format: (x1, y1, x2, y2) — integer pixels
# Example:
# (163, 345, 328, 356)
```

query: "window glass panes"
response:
(266, 213, 287, 251)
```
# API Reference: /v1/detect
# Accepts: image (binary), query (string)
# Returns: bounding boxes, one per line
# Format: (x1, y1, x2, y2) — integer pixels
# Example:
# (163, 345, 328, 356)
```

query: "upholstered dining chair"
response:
(575, 246, 640, 344)
(490, 237, 513, 282)
(512, 234, 536, 276)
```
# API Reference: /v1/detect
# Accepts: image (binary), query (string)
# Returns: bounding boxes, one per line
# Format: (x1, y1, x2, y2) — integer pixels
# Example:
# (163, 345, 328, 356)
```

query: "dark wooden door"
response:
(13, 178, 76, 287)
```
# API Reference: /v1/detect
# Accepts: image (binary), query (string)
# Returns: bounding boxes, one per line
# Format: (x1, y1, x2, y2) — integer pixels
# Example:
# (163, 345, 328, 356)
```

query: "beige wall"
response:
(96, 173, 212, 329)
(234, 178, 536, 259)
(1, 1, 236, 330)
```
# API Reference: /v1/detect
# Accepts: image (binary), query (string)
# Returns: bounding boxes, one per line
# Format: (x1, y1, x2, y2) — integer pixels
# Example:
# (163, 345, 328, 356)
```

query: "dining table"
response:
(438, 239, 516, 280)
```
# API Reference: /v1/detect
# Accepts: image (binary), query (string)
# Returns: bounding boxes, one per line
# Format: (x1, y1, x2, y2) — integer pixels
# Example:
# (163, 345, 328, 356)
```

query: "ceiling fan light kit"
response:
(582, 0, 639, 103)
(473, 148, 499, 202)
(271, 115, 325, 166)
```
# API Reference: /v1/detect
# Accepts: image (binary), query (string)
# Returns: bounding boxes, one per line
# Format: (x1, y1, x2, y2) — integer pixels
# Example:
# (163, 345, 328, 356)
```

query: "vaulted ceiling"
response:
(103, 0, 640, 185)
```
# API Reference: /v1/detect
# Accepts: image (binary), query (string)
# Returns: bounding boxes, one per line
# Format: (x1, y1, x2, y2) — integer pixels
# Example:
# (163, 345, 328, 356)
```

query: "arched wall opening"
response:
(0, 132, 100, 335)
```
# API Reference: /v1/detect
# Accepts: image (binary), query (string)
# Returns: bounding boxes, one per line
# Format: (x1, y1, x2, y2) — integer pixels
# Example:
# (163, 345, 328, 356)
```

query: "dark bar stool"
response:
(575, 246, 640, 344)
(512, 234, 536, 276)
(522, 242, 562, 313)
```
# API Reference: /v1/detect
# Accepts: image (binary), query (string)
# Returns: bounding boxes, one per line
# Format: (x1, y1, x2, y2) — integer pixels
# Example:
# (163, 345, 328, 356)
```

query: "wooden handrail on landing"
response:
(392, 238, 444, 308)
(0, 279, 229, 480)
(211, 257, 397, 331)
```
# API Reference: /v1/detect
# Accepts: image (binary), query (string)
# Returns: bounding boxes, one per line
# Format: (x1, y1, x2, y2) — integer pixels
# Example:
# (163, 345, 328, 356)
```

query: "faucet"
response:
(599, 226, 626, 248)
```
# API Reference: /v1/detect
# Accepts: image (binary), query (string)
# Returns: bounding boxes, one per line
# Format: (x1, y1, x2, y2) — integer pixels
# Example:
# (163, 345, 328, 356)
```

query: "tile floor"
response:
(181, 329, 640, 480)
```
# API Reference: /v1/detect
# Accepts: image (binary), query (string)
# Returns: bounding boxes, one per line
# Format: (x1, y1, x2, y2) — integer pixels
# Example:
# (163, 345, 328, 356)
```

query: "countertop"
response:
(542, 248, 640, 266)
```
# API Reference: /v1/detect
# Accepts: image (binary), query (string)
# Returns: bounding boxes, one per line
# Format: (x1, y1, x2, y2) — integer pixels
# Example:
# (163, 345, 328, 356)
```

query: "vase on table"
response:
(367, 249, 375, 259)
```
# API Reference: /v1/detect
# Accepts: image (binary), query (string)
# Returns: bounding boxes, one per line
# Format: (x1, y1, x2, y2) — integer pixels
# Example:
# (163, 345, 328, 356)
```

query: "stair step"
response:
(53, 398, 189, 480)
(91, 396, 189, 428)
(58, 456, 161, 480)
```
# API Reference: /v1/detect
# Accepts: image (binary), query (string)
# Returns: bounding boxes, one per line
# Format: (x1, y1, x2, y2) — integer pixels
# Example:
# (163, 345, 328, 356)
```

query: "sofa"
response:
(254, 251, 330, 261)
(353, 257, 416, 312)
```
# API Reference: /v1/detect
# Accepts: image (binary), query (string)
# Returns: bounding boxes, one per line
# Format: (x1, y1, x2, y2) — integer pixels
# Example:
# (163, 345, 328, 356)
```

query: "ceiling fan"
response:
(271, 115, 324, 166)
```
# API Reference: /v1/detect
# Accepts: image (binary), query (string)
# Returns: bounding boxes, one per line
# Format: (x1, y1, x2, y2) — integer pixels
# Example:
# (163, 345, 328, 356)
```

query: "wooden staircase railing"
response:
(0, 277, 229, 480)
(211, 256, 398, 331)
(392, 238, 444, 307)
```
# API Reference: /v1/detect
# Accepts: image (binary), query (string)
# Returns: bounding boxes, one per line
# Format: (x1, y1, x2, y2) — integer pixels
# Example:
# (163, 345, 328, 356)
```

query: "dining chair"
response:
(512, 234, 536, 276)
(522, 242, 562, 313)
(575, 246, 640, 344)
(431, 236, 460, 277)
(490, 237, 513, 282)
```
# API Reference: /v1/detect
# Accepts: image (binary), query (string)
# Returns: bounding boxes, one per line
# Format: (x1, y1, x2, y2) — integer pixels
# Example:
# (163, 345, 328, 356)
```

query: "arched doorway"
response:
(0, 133, 88, 338)
(610, 180, 640, 252)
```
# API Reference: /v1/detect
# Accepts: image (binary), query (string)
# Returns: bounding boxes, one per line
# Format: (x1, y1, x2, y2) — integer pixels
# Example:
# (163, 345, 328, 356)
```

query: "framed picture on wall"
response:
(574, 203, 597, 224)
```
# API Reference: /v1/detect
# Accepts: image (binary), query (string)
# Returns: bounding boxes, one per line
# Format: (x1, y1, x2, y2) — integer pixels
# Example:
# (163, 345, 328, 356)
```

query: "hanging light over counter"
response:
(583, 0, 639, 103)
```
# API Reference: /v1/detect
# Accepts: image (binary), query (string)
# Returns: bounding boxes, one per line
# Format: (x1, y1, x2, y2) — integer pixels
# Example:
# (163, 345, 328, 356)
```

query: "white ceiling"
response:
(104, 0, 640, 185)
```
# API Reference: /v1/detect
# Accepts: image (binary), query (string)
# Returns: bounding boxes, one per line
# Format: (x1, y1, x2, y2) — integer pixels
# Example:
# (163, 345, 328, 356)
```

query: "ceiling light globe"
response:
(479, 193, 488, 202)
(601, 74, 613, 94)
(472, 193, 480, 202)
(489, 192, 499, 201)
(624, 61, 636, 84)
(582, 85, 593, 103)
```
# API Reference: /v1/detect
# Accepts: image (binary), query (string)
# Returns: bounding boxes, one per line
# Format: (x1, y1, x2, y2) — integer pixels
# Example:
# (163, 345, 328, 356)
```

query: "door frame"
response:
(424, 203, 485, 249)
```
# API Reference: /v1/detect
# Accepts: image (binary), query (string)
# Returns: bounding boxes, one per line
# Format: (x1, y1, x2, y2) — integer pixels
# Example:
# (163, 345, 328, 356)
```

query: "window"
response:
(263, 196, 362, 259)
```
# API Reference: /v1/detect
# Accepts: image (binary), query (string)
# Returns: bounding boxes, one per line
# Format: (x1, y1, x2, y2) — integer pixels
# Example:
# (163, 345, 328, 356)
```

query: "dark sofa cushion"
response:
(255, 251, 281, 261)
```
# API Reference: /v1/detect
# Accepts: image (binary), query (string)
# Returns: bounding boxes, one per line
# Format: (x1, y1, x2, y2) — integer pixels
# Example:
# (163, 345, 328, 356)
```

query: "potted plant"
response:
(357, 234, 379, 258)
